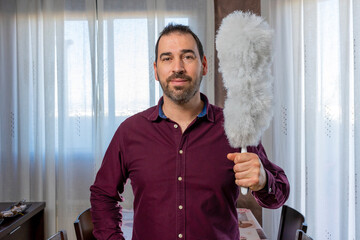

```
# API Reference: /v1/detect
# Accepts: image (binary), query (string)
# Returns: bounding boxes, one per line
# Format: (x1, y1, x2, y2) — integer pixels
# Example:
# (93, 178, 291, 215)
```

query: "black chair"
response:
(74, 208, 96, 240)
(296, 229, 313, 240)
(47, 230, 68, 240)
(277, 205, 307, 240)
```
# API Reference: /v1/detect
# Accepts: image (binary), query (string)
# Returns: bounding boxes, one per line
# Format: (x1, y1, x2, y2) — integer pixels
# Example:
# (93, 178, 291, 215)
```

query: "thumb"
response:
(227, 153, 237, 161)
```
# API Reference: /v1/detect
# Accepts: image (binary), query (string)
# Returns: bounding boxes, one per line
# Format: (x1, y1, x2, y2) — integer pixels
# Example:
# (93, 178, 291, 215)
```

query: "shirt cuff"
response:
(254, 169, 274, 194)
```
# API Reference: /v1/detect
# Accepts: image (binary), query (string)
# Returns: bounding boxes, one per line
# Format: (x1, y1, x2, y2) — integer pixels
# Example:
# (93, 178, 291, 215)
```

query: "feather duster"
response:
(216, 11, 274, 194)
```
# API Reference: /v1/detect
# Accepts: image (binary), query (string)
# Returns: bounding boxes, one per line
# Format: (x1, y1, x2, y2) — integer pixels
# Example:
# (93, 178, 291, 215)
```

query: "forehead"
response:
(157, 32, 199, 55)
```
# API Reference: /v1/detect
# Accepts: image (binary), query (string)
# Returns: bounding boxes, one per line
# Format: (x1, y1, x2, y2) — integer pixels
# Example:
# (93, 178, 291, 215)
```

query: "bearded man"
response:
(90, 23, 289, 240)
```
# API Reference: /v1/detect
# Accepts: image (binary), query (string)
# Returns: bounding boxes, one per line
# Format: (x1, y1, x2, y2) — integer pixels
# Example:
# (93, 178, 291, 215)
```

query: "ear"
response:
(201, 56, 208, 76)
(153, 61, 159, 81)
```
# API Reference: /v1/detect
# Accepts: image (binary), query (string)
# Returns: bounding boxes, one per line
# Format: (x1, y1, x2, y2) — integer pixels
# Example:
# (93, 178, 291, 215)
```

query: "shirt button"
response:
(174, 124, 178, 129)
(179, 150, 183, 154)
(269, 188, 272, 193)
(178, 177, 182, 181)
(178, 205, 183, 210)
(178, 234, 183, 238)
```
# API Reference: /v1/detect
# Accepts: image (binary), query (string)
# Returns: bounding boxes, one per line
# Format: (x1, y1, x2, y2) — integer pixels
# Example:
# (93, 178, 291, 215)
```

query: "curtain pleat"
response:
(261, 0, 360, 239)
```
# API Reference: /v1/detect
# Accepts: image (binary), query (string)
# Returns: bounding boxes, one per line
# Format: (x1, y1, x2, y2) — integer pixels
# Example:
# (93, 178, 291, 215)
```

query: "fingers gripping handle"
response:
(240, 147, 249, 195)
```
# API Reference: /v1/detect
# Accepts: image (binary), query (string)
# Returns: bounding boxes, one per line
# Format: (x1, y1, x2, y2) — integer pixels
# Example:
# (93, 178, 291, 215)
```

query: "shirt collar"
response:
(147, 93, 214, 122)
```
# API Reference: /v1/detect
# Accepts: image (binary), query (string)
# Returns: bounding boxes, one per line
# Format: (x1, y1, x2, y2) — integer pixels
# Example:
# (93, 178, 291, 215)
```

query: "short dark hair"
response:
(155, 23, 204, 63)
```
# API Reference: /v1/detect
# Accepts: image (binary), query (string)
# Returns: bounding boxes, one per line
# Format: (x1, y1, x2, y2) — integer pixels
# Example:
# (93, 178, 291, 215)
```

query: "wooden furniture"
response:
(296, 229, 313, 240)
(214, 0, 261, 107)
(236, 191, 262, 226)
(277, 205, 307, 240)
(47, 230, 68, 240)
(74, 208, 96, 240)
(0, 202, 45, 240)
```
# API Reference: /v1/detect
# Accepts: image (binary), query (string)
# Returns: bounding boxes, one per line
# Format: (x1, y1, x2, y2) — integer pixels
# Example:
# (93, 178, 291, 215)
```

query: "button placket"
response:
(176, 135, 187, 240)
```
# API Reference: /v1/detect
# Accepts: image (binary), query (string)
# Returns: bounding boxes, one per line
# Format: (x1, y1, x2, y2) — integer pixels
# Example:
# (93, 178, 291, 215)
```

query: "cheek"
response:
(156, 65, 171, 77)
(189, 63, 204, 76)
(155, 69, 164, 81)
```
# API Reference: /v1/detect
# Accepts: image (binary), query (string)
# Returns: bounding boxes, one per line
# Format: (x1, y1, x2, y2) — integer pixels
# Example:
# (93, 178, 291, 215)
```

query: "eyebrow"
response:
(159, 52, 172, 59)
(181, 49, 196, 56)
(159, 49, 197, 59)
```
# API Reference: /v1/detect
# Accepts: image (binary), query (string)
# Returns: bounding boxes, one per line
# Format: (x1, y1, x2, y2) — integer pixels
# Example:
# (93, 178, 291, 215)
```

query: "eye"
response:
(183, 54, 195, 62)
(184, 54, 195, 60)
(161, 56, 171, 62)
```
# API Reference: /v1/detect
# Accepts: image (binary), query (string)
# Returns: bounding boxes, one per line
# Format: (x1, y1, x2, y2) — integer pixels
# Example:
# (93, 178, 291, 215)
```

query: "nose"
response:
(172, 57, 185, 74)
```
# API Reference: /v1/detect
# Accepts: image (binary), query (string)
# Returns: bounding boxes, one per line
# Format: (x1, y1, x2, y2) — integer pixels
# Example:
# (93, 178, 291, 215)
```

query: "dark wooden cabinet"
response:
(0, 202, 45, 240)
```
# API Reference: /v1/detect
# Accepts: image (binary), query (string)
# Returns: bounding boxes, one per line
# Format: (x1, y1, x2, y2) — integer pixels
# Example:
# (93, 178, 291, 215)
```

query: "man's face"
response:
(154, 32, 207, 105)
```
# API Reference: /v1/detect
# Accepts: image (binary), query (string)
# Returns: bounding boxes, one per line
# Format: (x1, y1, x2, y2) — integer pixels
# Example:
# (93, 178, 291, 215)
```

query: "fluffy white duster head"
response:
(216, 11, 274, 148)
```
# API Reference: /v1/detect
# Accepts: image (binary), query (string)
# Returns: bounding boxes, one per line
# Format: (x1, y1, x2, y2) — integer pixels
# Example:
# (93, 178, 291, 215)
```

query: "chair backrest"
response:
(74, 208, 96, 240)
(277, 205, 307, 240)
(47, 230, 68, 240)
(296, 229, 313, 240)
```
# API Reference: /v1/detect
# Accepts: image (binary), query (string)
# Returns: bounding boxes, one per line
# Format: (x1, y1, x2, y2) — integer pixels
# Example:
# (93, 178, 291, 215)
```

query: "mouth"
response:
(169, 78, 189, 86)
(167, 73, 192, 87)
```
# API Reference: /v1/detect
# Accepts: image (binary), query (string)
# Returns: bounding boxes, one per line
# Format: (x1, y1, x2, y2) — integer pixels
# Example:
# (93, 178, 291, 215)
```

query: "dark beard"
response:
(159, 72, 202, 105)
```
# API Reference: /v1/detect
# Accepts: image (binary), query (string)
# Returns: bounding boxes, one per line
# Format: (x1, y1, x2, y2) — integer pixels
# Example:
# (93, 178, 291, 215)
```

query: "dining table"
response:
(120, 208, 267, 240)
(237, 208, 267, 240)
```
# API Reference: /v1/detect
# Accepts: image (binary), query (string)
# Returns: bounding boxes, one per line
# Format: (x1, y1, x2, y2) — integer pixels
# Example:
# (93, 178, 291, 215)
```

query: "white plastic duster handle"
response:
(240, 146, 249, 195)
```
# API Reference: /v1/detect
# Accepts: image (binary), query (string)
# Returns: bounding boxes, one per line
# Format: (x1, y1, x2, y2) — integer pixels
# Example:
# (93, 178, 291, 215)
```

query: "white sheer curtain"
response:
(261, 0, 360, 239)
(0, 0, 214, 239)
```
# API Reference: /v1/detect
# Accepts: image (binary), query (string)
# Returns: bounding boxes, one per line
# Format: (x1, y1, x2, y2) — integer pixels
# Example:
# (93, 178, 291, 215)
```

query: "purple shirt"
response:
(90, 94, 289, 240)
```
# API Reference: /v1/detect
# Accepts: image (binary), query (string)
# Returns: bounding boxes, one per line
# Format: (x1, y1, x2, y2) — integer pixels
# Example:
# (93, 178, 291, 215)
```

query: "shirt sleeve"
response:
(90, 127, 128, 240)
(249, 143, 290, 209)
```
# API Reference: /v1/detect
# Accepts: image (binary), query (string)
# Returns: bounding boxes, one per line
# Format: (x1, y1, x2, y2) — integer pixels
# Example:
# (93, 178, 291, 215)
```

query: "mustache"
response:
(166, 72, 192, 82)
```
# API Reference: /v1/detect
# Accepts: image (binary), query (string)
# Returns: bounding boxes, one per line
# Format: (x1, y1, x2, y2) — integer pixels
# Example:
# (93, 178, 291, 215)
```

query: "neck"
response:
(162, 93, 204, 131)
